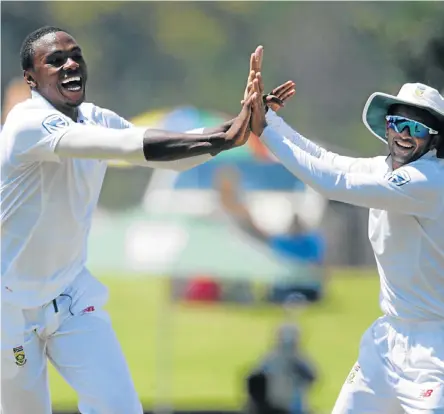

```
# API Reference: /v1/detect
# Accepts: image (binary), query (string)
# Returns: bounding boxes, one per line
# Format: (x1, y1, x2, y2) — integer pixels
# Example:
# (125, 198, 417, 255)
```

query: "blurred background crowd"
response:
(2, 2, 444, 414)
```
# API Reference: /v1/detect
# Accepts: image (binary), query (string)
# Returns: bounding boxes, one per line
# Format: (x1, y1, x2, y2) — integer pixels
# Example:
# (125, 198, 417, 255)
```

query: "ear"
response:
(24, 70, 36, 88)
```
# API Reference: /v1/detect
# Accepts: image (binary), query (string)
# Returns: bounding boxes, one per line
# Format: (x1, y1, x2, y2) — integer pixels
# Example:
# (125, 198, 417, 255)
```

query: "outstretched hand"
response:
(243, 45, 263, 104)
(243, 46, 295, 113)
(264, 80, 296, 112)
(225, 89, 257, 148)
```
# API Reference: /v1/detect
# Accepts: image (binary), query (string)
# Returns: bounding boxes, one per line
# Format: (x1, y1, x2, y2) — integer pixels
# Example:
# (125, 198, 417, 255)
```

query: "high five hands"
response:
(243, 45, 296, 137)
(220, 45, 296, 150)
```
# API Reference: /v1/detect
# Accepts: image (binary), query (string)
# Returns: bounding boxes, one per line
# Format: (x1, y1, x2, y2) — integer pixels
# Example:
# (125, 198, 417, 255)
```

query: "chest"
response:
(368, 209, 420, 256)
(58, 112, 107, 203)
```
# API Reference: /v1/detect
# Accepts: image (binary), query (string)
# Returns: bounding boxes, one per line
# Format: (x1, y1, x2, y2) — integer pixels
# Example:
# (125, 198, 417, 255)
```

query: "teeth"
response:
(397, 141, 413, 149)
(62, 76, 81, 84)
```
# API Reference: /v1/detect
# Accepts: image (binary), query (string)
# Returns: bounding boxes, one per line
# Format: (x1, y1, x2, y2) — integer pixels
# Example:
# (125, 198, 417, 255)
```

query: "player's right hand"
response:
(225, 90, 256, 148)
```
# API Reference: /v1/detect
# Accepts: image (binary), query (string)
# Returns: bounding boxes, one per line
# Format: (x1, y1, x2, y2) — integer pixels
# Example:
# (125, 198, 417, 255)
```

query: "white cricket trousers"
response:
(1, 269, 143, 414)
(332, 315, 444, 414)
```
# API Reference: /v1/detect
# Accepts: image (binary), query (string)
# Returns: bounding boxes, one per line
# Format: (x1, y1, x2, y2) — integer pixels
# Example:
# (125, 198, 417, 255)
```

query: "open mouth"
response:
(60, 75, 83, 92)
(395, 140, 414, 150)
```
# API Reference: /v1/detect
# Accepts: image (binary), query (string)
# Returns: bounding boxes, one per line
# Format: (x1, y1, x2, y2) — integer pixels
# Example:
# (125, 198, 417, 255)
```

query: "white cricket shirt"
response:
(1, 91, 210, 308)
(262, 111, 444, 321)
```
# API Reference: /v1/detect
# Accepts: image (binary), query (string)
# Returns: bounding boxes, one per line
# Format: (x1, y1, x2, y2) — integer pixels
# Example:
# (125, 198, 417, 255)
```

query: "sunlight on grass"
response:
(50, 268, 381, 412)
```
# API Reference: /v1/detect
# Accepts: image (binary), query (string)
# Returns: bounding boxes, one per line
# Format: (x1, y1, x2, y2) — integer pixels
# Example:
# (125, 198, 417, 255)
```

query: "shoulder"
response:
(80, 102, 133, 129)
(398, 156, 444, 189)
(3, 101, 71, 138)
(412, 154, 444, 173)
(370, 155, 390, 169)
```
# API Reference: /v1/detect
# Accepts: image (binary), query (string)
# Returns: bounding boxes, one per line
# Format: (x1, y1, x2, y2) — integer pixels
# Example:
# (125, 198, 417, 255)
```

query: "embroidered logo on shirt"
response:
(387, 169, 411, 186)
(13, 346, 27, 366)
(42, 114, 69, 134)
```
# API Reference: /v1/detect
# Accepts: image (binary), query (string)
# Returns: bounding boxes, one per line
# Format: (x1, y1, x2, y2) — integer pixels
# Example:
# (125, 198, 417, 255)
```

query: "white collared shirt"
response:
(262, 110, 444, 321)
(1, 91, 213, 308)
(0, 92, 130, 307)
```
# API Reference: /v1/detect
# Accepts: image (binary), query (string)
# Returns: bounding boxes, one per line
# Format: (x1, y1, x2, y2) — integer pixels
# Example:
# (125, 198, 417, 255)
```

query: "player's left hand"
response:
(264, 80, 296, 112)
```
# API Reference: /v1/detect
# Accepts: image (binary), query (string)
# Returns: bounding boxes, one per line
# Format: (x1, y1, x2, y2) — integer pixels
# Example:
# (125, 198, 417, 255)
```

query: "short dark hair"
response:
(20, 26, 68, 71)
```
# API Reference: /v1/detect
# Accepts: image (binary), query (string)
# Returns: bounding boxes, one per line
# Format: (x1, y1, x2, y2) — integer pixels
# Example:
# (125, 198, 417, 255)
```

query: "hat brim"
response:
(362, 92, 444, 144)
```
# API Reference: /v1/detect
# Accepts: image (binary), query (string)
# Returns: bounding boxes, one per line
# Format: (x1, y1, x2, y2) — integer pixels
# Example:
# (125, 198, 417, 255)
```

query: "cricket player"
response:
(0, 26, 258, 414)
(247, 46, 444, 413)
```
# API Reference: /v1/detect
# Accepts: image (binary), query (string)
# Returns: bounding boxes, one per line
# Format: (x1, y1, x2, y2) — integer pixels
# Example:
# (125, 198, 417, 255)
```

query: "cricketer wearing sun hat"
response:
(247, 62, 444, 410)
(363, 82, 444, 144)
(363, 83, 444, 169)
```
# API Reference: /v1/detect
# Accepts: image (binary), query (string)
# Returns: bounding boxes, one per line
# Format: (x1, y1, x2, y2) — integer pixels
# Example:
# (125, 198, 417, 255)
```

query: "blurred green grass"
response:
(50, 268, 381, 412)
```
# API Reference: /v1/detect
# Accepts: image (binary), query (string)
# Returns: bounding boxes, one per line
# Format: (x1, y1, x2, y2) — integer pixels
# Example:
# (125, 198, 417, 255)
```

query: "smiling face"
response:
(387, 104, 441, 169)
(24, 31, 87, 117)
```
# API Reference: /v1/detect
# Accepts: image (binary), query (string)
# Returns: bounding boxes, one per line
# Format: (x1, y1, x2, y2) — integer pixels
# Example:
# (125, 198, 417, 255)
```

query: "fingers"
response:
(264, 80, 296, 111)
(245, 91, 258, 107)
(251, 78, 264, 115)
(254, 45, 263, 73)
(233, 91, 255, 144)
(272, 81, 295, 98)
(249, 53, 255, 76)
(255, 72, 265, 96)
(244, 46, 263, 105)
(252, 79, 262, 104)
(280, 89, 296, 102)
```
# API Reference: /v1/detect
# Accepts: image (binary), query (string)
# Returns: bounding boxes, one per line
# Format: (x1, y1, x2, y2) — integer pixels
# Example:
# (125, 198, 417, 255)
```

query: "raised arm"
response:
(264, 110, 377, 174)
(247, 75, 444, 218)
(247, 45, 376, 175)
(261, 123, 444, 218)
(10, 94, 254, 171)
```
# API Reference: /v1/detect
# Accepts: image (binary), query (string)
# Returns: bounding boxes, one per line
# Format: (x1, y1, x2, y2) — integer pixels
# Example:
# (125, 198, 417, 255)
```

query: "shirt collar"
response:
(385, 149, 438, 171)
(31, 89, 55, 110)
(31, 89, 84, 122)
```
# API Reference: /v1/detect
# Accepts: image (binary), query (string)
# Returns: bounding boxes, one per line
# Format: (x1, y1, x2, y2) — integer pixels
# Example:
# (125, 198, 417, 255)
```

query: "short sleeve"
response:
(4, 109, 72, 164)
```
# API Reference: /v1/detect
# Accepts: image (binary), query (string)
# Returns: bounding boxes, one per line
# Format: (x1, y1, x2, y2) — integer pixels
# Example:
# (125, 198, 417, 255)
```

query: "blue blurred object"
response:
(268, 232, 325, 264)
(174, 160, 305, 191)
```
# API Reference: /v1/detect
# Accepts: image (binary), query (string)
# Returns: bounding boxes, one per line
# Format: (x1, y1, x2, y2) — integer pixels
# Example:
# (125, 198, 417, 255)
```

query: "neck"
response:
(31, 89, 79, 122)
(55, 105, 78, 122)
(391, 160, 403, 170)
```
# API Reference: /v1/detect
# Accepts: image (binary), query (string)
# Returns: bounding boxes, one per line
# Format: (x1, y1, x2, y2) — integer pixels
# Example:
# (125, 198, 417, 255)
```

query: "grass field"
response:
(50, 268, 382, 413)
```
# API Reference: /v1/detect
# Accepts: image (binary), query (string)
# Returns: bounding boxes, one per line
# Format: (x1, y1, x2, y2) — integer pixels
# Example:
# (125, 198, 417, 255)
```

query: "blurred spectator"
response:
(216, 167, 326, 303)
(245, 323, 316, 414)
(2, 77, 31, 124)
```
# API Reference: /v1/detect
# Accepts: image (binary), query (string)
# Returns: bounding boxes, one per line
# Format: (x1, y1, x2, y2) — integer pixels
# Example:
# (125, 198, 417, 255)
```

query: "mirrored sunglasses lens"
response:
(413, 124, 429, 138)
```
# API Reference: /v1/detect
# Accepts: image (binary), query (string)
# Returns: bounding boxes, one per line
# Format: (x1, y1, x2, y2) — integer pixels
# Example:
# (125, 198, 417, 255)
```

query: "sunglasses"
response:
(385, 115, 438, 139)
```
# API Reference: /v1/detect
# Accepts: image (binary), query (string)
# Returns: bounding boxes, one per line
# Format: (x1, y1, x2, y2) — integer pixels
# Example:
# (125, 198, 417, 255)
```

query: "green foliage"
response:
(2, 2, 443, 156)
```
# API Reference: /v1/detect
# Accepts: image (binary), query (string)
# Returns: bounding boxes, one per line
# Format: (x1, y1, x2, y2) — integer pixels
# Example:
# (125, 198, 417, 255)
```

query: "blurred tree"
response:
(2, 1, 443, 157)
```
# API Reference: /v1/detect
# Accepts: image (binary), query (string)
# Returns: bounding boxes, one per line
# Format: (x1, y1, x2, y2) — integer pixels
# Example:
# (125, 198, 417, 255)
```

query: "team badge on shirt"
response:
(13, 345, 27, 366)
(42, 114, 69, 134)
(387, 169, 411, 186)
